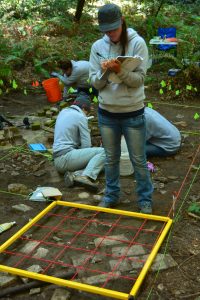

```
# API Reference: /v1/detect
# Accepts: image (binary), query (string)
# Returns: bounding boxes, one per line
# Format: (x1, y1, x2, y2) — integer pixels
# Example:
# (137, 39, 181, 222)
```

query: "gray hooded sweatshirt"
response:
(53, 105, 91, 157)
(55, 60, 90, 89)
(145, 107, 181, 153)
(89, 28, 148, 113)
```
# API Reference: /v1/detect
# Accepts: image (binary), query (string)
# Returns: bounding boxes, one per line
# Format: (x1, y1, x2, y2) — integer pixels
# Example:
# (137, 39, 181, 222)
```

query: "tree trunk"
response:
(74, 0, 86, 22)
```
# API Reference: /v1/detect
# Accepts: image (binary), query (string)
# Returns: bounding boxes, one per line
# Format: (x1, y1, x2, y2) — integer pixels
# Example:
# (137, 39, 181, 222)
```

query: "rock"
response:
(94, 234, 129, 247)
(150, 253, 177, 271)
(51, 288, 71, 300)
(29, 287, 41, 295)
(34, 170, 47, 177)
(33, 247, 49, 259)
(109, 259, 133, 272)
(157, 283, 164, 291)
(50, 107, 59, 114)
(71, 253, 91, 267)
(11, 171, 20, 176)
(159, 190, 167, 195)
(12, 203, 32, 212)
(153, 182, 165, 190)
(112, 245, 147, 256)
(189, 194, 200, 201)
(20, 241, 40, 254)
(167, 175, 179, 180)
(78, 192, 90, 199)
(22, 265, 43, 283)
(154, 176, 168, 183)
(8, 183, 31, 194)
(53, 236, 63, 242)
(44, 119, 55, 127)
(38, 110, 45, 117)
(46, 110, 53, 118)
(82, 272, 121, 285)
(31, 121, 41, 130)
(0, 272, 18, 288)
(93, 194, 102, 201)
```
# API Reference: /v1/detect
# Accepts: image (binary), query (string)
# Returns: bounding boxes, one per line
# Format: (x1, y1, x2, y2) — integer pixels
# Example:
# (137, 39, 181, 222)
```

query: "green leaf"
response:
(89, 87, 93, 93)
(147, 102, 153, 108)
(168, 84, 172, 91)
(186, 85, 192, 90)
(87, 78, 90, 83)
(160, 80, 166, 88)
(68, 87, 75, 94)
(194, 113, 200, 120)
(12, 80, 18, 89)
(175, 90, 180, 96)
(0, 80, 4, 86)
(194, 87, 198, 92)
(93, 96, 98, 103)
(0, 88, 2, 95)
(159, 89, 164, 95)
(24, 89, 27, 95)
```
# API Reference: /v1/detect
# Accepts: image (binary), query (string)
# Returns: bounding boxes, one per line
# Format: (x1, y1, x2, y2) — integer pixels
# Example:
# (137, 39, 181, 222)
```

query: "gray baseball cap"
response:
(98, 3, 122, 32)
(73, 93, 91, 112)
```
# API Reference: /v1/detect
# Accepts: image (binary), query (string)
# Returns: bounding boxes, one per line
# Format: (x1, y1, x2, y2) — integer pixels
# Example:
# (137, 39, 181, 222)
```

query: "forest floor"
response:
(0, 77, 200, 300)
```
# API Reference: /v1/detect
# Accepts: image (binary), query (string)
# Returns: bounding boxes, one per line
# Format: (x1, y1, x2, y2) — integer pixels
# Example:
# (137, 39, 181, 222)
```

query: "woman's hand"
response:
(101, 59, 121, 73)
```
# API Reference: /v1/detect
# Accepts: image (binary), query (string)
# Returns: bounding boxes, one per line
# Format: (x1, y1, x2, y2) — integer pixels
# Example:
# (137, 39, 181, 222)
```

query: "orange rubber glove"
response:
(101, 59, 121, 73)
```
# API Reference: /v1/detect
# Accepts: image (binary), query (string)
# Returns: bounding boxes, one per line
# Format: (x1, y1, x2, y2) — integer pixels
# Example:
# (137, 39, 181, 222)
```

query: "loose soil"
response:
(0, 86, 200, 300)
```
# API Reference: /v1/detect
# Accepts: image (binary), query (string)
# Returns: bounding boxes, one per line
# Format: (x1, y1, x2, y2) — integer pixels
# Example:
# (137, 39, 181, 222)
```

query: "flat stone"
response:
(94, 234, 129, 247)
(0, 272, 18, 288)
(130, 257, 144, 269)
(109, 259, 133, 272)
(93, 195, 102, 201)
(29, 287, 41, 295)
(8, 183, 30, 194)
(12, 203, 32, 212)
(130, 253, 177, 271)
(82, 271, 121, 285)
(22, 264, 43, 283)
(51, 288, 71, 300)
(11, 171, 20, 176)
(20, 241, 40, 254)
(71, 253, 91, 267)
(53, 236, 63, 242)
(112, 244, 147, 256)
(78, 192, 90, 199)
(27, 264, 43, 273)
(34, 170, 47, 177)
(150, 253, 177, 271)
(33, 247, 49, 258)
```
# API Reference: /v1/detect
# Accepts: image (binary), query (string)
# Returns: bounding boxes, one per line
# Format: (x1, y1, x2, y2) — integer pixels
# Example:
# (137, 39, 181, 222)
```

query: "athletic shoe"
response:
(98, 200, 119, 208)
(74, 175, 98, 191)
(139, 204, 152, 214)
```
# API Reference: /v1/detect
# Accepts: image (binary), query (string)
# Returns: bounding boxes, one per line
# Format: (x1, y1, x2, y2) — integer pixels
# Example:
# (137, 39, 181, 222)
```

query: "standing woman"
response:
(89, 3, 154, 213)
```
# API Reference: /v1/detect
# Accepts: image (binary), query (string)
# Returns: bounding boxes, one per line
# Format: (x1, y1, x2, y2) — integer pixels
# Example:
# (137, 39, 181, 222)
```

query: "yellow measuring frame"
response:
(0, 201, 172, 300)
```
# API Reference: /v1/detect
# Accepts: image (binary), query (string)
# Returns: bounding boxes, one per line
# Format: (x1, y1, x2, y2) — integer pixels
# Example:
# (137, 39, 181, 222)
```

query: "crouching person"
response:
(53, 94, 105, 191)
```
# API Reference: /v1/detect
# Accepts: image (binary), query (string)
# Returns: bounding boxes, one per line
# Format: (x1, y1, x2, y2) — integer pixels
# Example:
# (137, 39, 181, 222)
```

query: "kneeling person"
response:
(145, 107, 181, 157)
(53, 94, 105, 190)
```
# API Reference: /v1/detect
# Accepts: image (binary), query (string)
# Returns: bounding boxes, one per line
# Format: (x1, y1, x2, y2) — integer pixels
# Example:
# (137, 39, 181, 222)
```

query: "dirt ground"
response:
(0, 86, 200, 300)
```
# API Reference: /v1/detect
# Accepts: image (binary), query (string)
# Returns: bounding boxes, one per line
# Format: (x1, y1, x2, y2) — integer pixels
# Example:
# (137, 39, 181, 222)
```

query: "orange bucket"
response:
(42, 78, 62, 103)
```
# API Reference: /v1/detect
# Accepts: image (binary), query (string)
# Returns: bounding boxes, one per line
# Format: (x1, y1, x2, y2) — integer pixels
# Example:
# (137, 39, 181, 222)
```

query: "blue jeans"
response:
(146, 141, 178, 157)
(54, 147, 105, 180)
(98, 113, 153, 208)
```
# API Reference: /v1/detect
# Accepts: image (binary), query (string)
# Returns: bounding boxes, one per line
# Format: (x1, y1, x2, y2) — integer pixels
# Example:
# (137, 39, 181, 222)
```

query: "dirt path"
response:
(0, 90, 200, 300)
